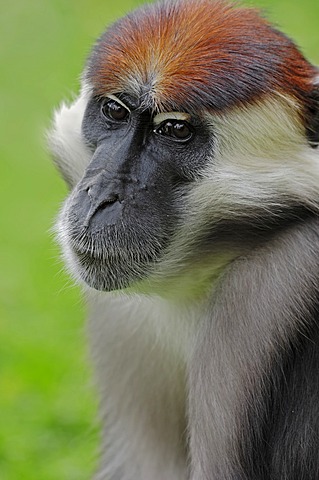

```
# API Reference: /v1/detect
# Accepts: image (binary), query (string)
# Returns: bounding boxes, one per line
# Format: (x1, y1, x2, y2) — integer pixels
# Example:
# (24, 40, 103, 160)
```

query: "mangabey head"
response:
(49, 0, 319, 293)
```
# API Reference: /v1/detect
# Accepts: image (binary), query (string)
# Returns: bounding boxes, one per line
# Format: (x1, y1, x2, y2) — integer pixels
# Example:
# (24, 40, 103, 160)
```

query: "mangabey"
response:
(49, 1, 319, 478)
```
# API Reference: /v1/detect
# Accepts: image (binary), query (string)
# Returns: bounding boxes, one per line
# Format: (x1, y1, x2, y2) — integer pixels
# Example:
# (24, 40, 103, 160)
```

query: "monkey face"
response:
(51, 0, 319, 294)
(58, 94, 212, 292)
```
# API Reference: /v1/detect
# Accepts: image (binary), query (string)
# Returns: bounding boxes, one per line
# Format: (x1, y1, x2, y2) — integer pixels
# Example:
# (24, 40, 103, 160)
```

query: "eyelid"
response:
(105, 94, 131, 112)
(153, 112, 191, 126)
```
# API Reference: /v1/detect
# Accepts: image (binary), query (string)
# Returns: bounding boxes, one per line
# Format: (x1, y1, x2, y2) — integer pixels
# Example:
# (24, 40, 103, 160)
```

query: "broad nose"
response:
(86, 180, 121, 205)
(82, 175, 125, 228)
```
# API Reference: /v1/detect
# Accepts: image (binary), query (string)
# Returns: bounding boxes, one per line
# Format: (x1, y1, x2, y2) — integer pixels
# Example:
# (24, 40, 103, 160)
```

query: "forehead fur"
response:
(86, 0, 316, 113)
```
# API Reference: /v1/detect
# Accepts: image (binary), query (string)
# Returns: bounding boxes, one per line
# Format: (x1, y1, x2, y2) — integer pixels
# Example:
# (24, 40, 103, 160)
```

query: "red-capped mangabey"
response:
(49, 0, 319, 478)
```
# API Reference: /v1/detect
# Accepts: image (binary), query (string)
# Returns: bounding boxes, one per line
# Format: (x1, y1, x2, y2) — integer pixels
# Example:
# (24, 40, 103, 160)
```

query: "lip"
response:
(71, 242, 152, 292)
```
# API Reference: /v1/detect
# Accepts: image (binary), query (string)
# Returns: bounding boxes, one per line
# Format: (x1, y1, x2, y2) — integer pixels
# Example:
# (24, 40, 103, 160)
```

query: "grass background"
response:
(0, 0, 318, 478)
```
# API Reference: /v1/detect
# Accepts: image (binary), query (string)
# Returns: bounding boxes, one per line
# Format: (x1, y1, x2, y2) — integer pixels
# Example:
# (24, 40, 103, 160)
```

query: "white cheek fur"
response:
(48, 86, 92, 187)
(190, 94, 319, 220)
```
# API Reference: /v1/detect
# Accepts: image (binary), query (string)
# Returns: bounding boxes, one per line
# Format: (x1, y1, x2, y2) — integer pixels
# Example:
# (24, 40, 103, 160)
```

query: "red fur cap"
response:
(86, 0, 316, 112)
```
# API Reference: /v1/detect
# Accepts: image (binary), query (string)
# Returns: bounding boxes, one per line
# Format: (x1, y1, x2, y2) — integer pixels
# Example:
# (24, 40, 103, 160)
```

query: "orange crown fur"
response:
(86, 0, 316, 113)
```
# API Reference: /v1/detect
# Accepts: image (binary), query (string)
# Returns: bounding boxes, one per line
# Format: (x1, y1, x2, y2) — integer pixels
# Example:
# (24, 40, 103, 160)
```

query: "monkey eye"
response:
(154, 120, 194, 142)
(101, 98, 130, 122)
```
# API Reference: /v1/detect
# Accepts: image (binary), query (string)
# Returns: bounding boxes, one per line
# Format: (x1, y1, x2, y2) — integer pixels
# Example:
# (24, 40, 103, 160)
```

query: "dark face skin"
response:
(64, 93, 213, 291)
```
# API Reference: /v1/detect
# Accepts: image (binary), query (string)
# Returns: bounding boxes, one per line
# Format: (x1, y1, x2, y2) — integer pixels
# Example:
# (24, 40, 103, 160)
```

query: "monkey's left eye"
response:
(101, 99, 129, 122)
(154, 120, 194, 142)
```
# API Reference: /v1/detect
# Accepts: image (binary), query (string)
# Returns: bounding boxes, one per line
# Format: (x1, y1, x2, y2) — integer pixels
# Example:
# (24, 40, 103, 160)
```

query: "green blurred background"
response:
(0, 0, 318, 478)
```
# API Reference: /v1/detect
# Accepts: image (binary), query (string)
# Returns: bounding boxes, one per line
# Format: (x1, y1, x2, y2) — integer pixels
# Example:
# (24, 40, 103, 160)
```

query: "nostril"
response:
(83, 194, 122, 228)
(84, 194, 123, 229)
(97, 194, 120, 210)
(86, 184, 120, 206)
(86, 185, 94, 200)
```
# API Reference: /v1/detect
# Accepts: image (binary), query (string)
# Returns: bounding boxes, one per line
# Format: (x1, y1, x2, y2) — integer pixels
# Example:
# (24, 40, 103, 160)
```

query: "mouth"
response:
(68, 229, 159, 292)
(59, 188, 176, 292)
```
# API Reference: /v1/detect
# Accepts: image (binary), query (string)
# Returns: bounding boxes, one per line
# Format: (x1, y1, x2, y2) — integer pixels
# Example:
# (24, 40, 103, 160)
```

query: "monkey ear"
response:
(306, 74, 319, 148)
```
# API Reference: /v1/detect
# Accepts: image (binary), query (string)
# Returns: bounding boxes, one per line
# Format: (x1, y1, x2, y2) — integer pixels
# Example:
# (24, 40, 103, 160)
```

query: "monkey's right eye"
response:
(101, 99, 129, 122)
